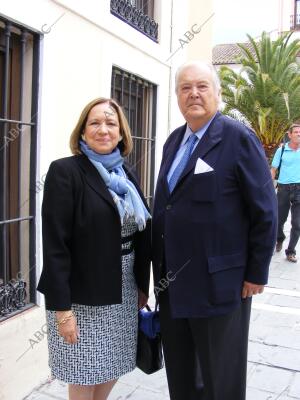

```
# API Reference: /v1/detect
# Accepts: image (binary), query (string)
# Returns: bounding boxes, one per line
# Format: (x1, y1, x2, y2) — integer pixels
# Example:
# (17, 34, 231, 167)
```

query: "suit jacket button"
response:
(166, 204, 172, 210)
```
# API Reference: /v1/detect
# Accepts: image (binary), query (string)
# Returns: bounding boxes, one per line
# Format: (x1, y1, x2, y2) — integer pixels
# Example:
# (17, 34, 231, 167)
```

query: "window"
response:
(111, 67, 156, 208)
(110, 0, 158, 42)
(296, 0, 300, 26)
(0, 16, 40, 320)
(291, 0, 300, 29)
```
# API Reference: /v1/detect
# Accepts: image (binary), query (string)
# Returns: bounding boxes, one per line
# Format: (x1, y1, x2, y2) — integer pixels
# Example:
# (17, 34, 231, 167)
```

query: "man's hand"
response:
(270, 167, 277, 180)
(242, 281, 264, 299)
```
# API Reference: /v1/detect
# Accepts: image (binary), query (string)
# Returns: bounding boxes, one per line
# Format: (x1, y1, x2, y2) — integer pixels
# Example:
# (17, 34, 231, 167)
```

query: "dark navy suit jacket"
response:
(152, 112, 277, 318)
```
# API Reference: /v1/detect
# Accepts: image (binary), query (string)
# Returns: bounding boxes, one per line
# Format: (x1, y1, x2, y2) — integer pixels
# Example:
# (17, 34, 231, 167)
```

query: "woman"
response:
(37, 98, 151, 400)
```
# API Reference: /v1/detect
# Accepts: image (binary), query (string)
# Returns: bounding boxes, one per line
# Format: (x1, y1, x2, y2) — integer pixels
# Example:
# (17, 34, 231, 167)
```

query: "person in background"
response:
(37, 97, 151, 400)
(152, 61, 277, 400)
(271, 123, 300, 263)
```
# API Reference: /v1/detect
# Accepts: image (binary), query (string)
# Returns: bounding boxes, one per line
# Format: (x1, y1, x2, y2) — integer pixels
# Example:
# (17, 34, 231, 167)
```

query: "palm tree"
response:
(219, 31, 300, 160)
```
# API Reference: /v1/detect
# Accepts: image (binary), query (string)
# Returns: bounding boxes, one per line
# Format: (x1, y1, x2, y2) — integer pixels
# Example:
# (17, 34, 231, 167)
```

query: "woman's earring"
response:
(119, 136, 123, 142)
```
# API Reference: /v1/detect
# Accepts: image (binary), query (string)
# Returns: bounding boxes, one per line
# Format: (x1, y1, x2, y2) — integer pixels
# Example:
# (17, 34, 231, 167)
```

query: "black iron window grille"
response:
(0, 15, 40, 321)
(291, 0, 300, 29)
(290, 13, 300, 29)
(111, 67, 157, 209)
(110, 0, 158, 42)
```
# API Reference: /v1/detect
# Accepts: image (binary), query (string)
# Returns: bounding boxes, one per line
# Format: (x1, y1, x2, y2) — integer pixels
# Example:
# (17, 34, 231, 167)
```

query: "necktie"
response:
(168, 134, 198, 193)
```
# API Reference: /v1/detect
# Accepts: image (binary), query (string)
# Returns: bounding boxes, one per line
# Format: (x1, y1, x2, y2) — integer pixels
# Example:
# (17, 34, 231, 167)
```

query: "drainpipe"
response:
(167, 0, 174, 135)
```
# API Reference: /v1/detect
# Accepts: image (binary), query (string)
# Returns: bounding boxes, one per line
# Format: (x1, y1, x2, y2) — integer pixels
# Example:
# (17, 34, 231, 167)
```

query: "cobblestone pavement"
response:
(24, 219, 300, 400)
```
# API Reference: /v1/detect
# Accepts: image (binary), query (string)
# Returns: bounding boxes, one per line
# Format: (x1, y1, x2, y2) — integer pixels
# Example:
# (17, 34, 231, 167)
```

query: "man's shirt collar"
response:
(181, 113, 217, 146)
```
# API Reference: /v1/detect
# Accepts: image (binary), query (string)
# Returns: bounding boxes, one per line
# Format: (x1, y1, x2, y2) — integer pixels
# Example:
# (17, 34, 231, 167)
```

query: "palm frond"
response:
(219, 31, 300, 154)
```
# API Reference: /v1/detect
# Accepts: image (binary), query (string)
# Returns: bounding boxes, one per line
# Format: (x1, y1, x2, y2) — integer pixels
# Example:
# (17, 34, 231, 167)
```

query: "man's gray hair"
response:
(175, 61, 221, 93)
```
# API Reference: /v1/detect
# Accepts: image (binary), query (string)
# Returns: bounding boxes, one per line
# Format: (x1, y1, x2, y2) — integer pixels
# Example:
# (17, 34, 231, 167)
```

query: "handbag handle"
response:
(144, 301, 158, 312)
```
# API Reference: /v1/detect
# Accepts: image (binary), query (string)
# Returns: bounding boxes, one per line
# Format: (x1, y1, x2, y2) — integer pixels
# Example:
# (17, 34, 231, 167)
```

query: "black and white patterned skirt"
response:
(46, 218, 138, 385)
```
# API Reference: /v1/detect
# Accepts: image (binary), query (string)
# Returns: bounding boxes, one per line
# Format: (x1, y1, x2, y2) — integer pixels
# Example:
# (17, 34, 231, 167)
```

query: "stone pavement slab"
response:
(24, 219, 300, 400)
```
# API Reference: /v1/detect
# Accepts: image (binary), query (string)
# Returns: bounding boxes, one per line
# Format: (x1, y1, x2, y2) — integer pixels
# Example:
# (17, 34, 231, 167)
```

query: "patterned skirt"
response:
(46, 218, 138, 385)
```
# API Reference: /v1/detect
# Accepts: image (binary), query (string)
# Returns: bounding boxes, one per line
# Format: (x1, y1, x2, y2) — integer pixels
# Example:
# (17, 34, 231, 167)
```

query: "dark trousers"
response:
(159, 289, 251, 400)
(277, 184, 300, 255)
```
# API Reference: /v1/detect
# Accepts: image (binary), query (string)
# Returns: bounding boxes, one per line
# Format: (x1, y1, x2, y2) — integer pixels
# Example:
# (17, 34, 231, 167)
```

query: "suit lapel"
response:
(75, 155, 118, 212)
(160, 125, 186, 198)
(173, 113, 223, 190)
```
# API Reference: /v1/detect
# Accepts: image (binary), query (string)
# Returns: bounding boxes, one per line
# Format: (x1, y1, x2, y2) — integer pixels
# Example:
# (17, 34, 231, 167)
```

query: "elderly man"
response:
(152, 61, 277, 400)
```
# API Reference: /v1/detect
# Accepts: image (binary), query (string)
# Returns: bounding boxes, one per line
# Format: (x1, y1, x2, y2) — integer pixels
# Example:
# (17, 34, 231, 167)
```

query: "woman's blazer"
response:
(37, 154, 151, 311)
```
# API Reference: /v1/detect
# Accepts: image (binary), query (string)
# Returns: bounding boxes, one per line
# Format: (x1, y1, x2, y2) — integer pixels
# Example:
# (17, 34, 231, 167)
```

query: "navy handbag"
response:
(136, 304, 164, 374)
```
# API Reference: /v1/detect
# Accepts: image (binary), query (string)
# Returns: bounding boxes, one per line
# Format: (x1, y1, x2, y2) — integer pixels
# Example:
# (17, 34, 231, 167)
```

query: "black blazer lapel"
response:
(76, 155, 150, 214)
(174, 113, 223, 189)
(75, 155, 119, 213)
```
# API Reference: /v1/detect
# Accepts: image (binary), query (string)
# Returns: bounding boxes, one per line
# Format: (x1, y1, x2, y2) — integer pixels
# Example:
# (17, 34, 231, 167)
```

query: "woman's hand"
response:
(138, 290, 148, 310)
(56, 311, 79, 344)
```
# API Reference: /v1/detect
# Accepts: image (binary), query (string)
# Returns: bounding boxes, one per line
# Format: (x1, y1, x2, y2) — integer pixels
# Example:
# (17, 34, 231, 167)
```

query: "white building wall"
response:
(0, 1, 213, 399)
(166, 0, 214, 132)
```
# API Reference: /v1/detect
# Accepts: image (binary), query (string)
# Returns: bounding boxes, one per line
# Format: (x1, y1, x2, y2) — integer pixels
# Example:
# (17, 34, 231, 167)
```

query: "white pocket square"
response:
(194, 158, 214, 174)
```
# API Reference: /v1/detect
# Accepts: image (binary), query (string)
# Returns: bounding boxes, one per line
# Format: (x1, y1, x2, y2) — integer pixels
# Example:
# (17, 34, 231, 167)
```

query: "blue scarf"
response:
(80, 141, 151, 231)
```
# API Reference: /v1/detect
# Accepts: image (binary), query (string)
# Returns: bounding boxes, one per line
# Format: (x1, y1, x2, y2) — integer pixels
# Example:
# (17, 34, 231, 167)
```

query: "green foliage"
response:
(219, 31, 300, 148)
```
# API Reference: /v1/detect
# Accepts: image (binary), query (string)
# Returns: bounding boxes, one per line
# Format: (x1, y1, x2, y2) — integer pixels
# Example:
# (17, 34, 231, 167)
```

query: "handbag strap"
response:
(277, 141, 286, 177)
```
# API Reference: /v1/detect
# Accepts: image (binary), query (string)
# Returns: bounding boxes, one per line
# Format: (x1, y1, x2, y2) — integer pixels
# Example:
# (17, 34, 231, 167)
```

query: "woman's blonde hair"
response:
(70, 97, 133, 156)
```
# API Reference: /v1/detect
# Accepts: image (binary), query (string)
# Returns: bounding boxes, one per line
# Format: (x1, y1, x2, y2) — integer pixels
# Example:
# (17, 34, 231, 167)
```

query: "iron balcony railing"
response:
(110, 0, 158, 42)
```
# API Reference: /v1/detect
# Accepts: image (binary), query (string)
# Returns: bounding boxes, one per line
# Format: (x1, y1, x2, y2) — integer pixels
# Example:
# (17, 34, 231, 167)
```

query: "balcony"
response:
(290, 14, 300, 30)
(110, 0, 158, 42)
